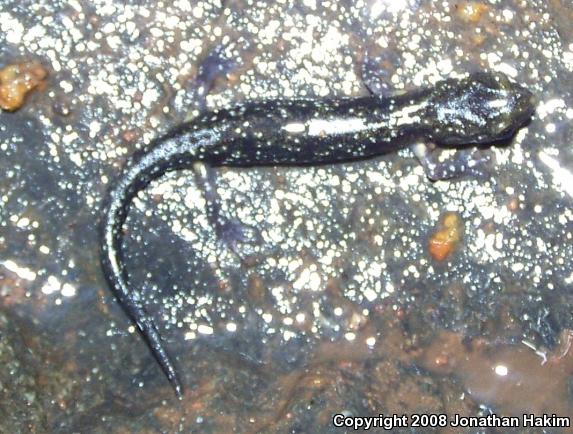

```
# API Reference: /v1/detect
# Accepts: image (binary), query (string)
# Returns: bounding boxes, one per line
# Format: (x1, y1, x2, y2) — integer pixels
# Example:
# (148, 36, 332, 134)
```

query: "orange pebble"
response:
(455, 2, 489, 24)
(0, 62, 47, 111)
(428, 212, 462, 261)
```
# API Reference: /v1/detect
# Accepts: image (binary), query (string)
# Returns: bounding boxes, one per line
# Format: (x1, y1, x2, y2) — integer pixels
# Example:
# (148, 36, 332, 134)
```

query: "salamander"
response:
(100, 71, 535, 397)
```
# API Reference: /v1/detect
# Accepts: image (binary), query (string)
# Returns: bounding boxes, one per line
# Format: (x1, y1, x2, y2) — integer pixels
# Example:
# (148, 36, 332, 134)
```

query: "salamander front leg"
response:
(412, 143, 492, 181)
(192, 162, 263, 255)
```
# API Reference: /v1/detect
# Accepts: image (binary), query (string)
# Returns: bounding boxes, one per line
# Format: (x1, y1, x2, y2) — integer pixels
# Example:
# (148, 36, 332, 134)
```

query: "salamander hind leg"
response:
(359, 43, 402, 97)
(179, 37, 253, 114)
(192, 162, 263, 256)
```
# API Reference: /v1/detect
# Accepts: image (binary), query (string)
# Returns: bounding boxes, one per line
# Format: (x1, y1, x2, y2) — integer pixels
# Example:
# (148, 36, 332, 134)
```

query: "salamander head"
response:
(426, 71, 535, 146)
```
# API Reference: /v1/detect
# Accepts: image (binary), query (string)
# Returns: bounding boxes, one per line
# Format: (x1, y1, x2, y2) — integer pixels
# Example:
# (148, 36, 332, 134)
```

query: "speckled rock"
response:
(1, 0, 573, 431)
(0, 312, 46, 433)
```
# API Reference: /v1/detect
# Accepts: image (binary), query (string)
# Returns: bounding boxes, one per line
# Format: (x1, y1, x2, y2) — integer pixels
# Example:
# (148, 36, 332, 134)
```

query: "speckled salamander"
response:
(100, 72, 534, 397)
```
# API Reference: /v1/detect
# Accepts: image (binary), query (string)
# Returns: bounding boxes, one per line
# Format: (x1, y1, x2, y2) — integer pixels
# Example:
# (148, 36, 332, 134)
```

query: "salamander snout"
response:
(427, 71, 535, 146)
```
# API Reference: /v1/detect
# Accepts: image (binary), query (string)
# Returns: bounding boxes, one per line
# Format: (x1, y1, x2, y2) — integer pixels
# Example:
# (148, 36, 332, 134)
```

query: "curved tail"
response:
(100, 130, 213, 398)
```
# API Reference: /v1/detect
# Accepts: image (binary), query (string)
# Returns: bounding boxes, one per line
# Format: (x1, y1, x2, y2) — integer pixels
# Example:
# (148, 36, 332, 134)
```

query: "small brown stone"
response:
(454, 2, 489, 24)
(0, 62, 48, 111)
(507, 197, 519, 212)
(428, 212, 463, 261)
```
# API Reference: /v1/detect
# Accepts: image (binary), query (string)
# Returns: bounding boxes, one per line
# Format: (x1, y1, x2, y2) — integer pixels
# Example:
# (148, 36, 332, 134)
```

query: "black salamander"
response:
(100, 72, 535, 397)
